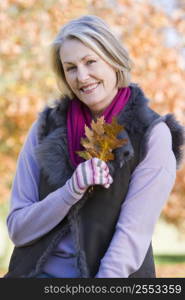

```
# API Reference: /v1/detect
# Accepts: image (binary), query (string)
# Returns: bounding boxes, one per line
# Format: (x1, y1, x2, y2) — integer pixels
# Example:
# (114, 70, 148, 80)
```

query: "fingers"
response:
(92, 158, 109, 173)
(91, 158, 113, 188)
(96, 158, 109, 171)
(104, 174, 113, 188)
(76, 158, 113, 190)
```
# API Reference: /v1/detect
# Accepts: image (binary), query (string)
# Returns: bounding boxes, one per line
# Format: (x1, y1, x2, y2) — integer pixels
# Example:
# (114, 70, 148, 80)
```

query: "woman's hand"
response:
(66, 158, 113, 200)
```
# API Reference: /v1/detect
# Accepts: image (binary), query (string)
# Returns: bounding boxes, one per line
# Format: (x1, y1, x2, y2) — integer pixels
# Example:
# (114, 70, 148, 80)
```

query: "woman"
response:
(5, 15, 184, 278)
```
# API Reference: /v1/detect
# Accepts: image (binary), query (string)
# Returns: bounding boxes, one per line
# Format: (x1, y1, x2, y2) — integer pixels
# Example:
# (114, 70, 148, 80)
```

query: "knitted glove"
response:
(65, 157, 113, 201)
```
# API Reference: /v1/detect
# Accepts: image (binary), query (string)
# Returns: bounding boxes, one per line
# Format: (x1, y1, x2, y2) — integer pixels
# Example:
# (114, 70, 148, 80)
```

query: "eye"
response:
(86, 60, 96, 65)
(66, 66, 76, 72)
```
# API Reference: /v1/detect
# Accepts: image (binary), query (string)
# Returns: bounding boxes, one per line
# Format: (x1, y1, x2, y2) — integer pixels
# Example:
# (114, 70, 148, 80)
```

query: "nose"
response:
(76, 65, 89, 82)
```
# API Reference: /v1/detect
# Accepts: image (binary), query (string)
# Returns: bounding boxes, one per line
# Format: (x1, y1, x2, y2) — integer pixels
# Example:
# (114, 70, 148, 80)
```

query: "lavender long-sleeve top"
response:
(6, 120, 176, 277)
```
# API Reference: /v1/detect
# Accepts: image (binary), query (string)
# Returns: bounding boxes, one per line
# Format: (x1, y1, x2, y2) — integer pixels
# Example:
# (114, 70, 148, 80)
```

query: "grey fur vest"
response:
(5, 83, 184, 278)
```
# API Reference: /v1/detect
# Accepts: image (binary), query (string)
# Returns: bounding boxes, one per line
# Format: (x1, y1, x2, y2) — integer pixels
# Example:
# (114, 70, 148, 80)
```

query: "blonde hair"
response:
(50, 15, 133, 97)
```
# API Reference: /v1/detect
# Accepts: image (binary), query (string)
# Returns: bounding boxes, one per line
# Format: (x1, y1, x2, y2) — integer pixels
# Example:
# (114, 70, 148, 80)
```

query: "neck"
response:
(90, 87, 119, 119)
(91, 110, 103, 119)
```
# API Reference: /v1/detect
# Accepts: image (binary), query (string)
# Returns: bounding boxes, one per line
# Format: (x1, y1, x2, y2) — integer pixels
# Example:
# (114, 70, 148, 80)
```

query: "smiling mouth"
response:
(79, 82, 100, 94)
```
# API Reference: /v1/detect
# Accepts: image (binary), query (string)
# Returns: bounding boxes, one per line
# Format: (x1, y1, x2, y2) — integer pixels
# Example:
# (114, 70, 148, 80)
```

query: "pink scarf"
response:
(67, 87, 131, 167)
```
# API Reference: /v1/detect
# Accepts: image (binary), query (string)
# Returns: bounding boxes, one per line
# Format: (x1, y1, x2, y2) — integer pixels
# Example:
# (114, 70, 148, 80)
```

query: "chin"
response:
(80, 97, 101, 105)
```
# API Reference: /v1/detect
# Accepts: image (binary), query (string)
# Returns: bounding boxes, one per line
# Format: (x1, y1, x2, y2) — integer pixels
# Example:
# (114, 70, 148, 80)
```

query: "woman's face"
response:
(60, 39, 118, 114)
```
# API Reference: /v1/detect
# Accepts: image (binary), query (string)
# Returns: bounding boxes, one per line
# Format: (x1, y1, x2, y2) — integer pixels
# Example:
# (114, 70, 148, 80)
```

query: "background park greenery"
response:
(0, 0, 185, 277)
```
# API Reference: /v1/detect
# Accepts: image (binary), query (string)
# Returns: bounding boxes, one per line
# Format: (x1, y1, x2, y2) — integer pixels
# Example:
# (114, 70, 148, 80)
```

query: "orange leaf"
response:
(76, 116, 127, 162)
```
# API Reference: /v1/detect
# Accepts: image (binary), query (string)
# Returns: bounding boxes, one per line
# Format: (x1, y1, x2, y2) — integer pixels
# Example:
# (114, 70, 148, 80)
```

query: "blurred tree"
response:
(0, 0, 185, 230)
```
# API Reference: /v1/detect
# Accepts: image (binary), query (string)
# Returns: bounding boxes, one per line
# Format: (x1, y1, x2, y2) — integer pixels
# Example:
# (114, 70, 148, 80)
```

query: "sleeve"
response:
(95, 121, 177, 278)
(6, 121, 80, 247)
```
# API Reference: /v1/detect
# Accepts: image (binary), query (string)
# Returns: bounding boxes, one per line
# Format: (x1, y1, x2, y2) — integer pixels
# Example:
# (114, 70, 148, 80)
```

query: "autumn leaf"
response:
(76, 116, 128, 162)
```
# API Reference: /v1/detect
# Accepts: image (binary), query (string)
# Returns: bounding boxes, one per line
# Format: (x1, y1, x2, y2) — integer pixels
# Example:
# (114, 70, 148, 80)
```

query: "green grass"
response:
(154, 255, 185, 264)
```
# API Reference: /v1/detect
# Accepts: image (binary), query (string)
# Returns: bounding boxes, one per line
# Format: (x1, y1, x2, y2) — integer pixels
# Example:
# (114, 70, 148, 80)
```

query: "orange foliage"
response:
(0, 0, 185, 230)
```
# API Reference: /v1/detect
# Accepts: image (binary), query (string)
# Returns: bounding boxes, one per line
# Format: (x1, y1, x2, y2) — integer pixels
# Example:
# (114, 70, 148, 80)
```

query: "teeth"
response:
(81, 83, 99, 92)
